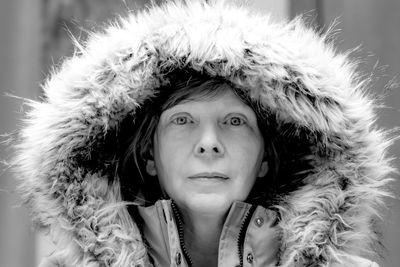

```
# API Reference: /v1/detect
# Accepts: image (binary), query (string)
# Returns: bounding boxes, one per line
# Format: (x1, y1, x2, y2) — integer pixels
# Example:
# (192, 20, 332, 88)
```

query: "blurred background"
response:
(0, 0, 399, 266)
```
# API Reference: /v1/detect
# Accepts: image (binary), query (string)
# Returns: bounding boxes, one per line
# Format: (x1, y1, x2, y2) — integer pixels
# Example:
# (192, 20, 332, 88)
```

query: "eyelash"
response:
(225, 116, 246, 126)
(170, 115, 246, 126)
(171, 115, 193, 125)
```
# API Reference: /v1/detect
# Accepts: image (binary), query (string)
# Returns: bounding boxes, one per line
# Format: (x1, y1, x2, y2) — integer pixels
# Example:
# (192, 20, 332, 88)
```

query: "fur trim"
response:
(12, 0, 396, 266)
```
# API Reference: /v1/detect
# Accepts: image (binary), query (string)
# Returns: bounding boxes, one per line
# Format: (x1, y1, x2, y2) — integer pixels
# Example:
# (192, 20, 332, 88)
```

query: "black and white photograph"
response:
(1, 1, 399, 266)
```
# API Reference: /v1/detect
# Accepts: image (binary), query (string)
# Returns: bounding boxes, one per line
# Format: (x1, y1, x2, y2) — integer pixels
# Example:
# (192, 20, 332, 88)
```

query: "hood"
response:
(13, 1, 395, 266)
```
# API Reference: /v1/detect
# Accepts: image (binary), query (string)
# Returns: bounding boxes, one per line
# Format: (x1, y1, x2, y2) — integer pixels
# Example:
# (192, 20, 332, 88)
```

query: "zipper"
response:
(237, 205, 257, 267)
(171, 201, 194, 267)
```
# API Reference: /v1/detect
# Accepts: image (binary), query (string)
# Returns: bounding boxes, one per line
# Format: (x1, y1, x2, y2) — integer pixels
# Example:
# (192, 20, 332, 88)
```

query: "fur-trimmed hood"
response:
(13, 1, 395, 266)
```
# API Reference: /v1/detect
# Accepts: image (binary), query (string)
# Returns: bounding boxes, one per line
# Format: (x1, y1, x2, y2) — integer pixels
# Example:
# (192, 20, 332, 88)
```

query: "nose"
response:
(194, 125, 224, 158)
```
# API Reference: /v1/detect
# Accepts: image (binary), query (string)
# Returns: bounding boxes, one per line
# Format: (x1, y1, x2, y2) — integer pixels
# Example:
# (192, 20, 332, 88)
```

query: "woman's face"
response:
(148, 88, 268, 214)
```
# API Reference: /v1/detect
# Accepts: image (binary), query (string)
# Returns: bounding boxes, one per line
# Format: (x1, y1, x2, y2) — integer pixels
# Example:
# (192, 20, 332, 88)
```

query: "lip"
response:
(188, 172, 229, 179)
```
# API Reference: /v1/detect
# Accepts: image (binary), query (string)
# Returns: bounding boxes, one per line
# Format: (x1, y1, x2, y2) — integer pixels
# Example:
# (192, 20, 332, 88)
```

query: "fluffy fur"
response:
(12, 1, 396, 266)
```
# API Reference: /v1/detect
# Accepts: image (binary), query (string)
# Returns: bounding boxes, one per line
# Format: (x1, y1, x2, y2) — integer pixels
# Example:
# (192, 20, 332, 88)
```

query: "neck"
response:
(174, 203, 228, 267)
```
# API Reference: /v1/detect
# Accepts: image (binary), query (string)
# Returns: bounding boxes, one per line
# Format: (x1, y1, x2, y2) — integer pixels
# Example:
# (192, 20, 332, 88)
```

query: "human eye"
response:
(171, 114, 193, 125)
(225, 115, 247, 126)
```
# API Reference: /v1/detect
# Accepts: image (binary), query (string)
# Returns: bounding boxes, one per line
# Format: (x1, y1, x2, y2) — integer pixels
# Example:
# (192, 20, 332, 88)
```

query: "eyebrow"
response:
(163, 104, 257, 122)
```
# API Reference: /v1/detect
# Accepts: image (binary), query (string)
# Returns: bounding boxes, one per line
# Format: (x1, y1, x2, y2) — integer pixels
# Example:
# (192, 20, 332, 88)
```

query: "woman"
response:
(12, 1, 395, 266)
(129, 76, 272, 267)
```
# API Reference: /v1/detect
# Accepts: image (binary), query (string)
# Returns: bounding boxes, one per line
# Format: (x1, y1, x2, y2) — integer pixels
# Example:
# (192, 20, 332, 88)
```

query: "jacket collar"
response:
(138, 200, 279, 267)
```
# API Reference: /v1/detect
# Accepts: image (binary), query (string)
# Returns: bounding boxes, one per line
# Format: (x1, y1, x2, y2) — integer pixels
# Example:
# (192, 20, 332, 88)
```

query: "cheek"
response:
(233, 140, 263, 196)
(228, 136, 264, 196)
(230, 132, 264, 168)
(153, 132, 190, 182)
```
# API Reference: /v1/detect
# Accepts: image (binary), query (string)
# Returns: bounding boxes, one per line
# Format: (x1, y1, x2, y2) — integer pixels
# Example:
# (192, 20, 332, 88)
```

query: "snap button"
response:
(254, 217, 264, 227)
(247, 252, 254, 264)
(175, 252, 182, 265)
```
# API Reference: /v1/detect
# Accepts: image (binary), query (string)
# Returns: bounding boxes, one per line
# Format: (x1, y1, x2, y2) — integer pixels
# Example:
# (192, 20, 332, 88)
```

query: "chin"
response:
(182, 193, 234, 215)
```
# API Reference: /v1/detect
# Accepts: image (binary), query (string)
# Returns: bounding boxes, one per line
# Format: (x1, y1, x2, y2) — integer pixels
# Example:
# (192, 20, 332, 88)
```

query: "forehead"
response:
(160, 89, 258, 122)
(162, 81, 252, 112)
(175, 89, 249, 109)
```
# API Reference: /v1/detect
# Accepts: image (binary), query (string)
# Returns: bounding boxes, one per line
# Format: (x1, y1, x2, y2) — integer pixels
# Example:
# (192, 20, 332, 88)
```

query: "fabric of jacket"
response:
(12, 1, 396, 266)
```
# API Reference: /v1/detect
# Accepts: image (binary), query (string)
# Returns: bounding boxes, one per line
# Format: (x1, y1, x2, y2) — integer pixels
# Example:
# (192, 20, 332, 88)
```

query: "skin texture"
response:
(146, 88, 268, 267)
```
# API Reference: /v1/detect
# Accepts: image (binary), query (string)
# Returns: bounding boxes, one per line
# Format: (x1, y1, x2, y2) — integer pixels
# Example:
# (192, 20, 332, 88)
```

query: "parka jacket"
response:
(12, 1, 395, 266)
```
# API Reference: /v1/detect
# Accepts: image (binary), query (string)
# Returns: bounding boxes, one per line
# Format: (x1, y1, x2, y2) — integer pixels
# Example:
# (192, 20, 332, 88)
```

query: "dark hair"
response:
(119, 72, 280, 206)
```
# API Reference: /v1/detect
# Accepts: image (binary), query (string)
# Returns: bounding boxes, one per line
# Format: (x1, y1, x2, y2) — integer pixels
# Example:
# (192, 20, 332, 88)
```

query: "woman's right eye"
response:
(171, 116, 191, 125)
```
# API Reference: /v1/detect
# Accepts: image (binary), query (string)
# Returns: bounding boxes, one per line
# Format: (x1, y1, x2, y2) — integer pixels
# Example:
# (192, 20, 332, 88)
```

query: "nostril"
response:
(197, 146, 221, 154)
(196, 143, 224, 156)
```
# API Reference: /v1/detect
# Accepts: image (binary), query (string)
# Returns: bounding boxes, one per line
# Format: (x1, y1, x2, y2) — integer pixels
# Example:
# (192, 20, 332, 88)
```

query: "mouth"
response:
(188, 172, 229, 180)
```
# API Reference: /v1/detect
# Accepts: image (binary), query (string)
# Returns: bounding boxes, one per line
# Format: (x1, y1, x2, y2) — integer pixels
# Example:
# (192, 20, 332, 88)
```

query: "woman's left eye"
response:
(227, 116, 246, 126)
